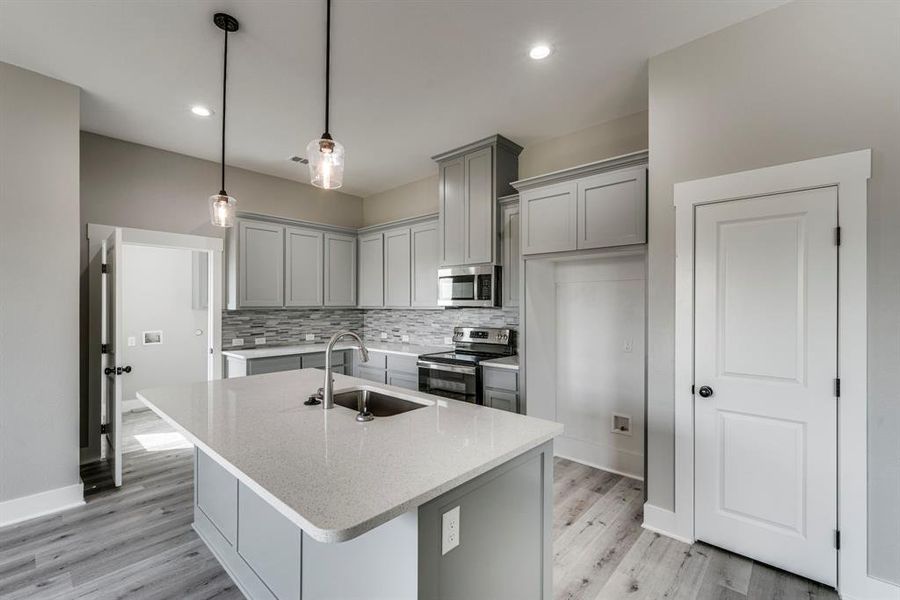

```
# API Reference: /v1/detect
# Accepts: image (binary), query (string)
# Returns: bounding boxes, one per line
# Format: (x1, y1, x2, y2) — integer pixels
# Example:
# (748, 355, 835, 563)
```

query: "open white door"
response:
(693, 187, 838, 585)
(100, 229, 126, 486)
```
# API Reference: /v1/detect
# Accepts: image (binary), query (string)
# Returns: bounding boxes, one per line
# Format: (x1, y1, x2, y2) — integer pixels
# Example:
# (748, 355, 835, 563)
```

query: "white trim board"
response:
(0, 483, 85, 528)
(648, 149, 894, 599)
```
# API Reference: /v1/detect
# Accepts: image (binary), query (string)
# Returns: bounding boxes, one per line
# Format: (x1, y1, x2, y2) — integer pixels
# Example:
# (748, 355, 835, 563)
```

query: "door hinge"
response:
(100, 423, 109, 435)
(834, 529, 841, 550)
(834, 378, 841, 398)
(691, 385, 695, 395)
(834, 226, 841, 246)
(101, 343, 109, 354)
(101, 263, 109, 273)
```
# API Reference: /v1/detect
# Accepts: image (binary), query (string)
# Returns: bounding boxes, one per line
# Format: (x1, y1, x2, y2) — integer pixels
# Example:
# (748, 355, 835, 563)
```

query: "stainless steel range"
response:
(417, 326, 516, 404)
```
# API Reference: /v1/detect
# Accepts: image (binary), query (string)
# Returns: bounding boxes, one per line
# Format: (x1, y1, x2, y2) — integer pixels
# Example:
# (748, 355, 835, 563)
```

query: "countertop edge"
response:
(222, 342, 448, 360)
(139, 393, 560, 543)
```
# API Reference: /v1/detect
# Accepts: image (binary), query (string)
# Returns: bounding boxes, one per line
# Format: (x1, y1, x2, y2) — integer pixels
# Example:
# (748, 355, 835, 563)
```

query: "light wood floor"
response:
(0, 411, 837, 600)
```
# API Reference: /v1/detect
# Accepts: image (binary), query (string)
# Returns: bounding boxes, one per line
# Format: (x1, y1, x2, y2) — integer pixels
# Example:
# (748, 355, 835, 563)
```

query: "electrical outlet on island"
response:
(441, 506, 460, 555)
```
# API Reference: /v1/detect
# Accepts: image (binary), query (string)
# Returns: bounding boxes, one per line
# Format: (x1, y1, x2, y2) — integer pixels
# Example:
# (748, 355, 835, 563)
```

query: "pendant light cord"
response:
(220, 26, 228, 194)
(324, 0, 331, 136)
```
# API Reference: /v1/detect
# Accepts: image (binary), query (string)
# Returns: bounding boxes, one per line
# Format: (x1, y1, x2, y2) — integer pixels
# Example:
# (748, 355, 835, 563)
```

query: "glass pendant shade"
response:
(307, 137, 345, 190)
(209, 193, 237, 227)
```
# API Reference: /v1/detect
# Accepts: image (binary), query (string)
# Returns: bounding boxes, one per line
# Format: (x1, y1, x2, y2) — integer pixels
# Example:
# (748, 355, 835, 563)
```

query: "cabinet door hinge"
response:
(101, 343, 109, 354)
(691, 385, 695, 395)
(101, 263, 109, 273)
(834, 529, 841, 550)
(834, 378, 841, 398)
(834, 227, 841, 246)
(100, 423, 109, 435)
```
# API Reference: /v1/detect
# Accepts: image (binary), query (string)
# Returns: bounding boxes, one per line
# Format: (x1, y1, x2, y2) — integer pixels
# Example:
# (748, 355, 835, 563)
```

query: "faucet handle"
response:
(304, 387, 324, 406)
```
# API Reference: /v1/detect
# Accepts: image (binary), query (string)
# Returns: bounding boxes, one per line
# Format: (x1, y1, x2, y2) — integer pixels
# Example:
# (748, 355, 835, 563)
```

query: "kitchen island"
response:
(138, 368, 562, 600)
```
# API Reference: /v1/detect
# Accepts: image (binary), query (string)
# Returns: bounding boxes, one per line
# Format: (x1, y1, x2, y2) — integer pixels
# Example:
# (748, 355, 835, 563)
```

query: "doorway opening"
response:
(82, 226, 223, 494)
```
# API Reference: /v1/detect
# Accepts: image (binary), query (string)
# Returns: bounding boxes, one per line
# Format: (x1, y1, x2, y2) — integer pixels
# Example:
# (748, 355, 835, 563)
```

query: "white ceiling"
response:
(0, 0, 782, 197)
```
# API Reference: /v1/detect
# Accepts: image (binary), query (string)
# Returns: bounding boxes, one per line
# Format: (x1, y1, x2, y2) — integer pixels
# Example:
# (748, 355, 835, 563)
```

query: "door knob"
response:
(122, 366, 132, 374)
(104, 367, 114, 376)
(698, 385, 714, 398)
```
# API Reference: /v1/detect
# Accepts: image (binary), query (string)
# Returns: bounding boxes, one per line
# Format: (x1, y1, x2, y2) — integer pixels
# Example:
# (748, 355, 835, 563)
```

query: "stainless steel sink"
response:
(332, 388, 428, 418)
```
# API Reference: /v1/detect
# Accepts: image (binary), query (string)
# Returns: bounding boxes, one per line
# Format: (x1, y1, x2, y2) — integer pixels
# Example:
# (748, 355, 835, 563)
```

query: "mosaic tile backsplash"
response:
(223, 307, 519, 350)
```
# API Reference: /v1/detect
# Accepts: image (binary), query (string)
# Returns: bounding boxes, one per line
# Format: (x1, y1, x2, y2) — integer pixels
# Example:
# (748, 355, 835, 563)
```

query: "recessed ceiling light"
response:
(191, 105, 212, 117)
(529, 44, 552, 60)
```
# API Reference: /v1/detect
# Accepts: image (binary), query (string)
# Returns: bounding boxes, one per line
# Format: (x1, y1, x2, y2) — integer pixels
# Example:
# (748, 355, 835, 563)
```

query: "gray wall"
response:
(0, 63, 81, 502)
(79, 133, 364, 450)
(361, 111, 649, 227)
(646, 1, 900, 583)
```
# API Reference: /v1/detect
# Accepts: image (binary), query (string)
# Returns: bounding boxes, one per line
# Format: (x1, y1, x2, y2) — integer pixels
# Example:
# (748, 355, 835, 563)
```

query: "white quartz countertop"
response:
(480, 355, 519, 370)
(138, 369, 562, 543)
(221, 341, 449, 360)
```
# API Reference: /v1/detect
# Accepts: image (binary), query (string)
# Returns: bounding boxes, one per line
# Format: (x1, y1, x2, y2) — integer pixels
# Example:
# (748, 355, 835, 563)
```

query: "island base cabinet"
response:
(193, 442, 553, 600)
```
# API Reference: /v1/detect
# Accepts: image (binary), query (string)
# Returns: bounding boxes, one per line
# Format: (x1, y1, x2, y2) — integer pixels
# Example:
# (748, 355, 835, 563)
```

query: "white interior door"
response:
(101, 229, 125, 486)
(693, 187, 838, 585)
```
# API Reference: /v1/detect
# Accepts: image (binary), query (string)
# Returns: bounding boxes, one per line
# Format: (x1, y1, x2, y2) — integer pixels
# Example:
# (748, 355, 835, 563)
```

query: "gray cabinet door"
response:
(501, 202, 520, 307)
(520, 181, 577, 255)
(464, 146, 494, 264)
(357, 232, 384, 307)
(410, 221, 439, 307)
(387, 371, 419, 391)
(324, 232, 357, 306)
(356, 364, 387, 384)
(577, 166, 647, 249)
(246, 355, 302, 376)
(485, 388, 519, 413)
(196, 450, 238, 545)
(384, 227, 411, 307)
(238, 220, 285, 307)
(285, 226, 324, 307)
(439, 157, 465, 266)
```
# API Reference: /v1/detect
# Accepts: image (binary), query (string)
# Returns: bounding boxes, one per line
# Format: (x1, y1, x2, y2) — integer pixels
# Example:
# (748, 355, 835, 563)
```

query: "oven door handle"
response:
(416, 360, 478, 376)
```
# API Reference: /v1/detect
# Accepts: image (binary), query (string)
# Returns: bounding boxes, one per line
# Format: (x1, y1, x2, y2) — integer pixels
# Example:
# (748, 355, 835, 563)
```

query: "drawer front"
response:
(301, 350, 345, 369)
(356, 364, 387, 384)
(246, 355, 301, 376)
(386, 353, 418, 374)
(364, 350, 388, 369)
(483, 367, 518, 391)
(196, 451, 238, 545)
(485, 388, 519, 413)
(387, 371, 419, 391)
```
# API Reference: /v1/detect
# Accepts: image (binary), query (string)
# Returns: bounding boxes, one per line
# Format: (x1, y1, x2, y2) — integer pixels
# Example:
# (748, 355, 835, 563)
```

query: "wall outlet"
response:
(127, 336, 136, 347)
(441, 506, 460, 555)
(380, 332, 388, 339)
(305, 334, 315, 341)
(231, 338, 244, 347)
(444, 337, 452, 346)
(254, 337, 267, 345)
(623, 339, 634, 353)
(401, 334, 410, 343)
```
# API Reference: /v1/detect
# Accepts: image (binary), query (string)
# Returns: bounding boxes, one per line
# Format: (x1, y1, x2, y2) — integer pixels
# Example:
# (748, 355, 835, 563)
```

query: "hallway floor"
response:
(1, 411, 837, 599)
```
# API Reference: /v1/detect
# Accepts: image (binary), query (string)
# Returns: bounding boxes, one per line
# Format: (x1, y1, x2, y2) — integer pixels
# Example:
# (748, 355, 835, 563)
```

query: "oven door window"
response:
(418, 366, 478, 403)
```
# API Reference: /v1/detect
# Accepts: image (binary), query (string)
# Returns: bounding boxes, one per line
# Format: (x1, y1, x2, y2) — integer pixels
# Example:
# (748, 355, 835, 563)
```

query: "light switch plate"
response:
(231, 338, 244, 347)
(441, 506, 460, 555)
(254, 337, 266, 345)
(401, 334, 410, 343)
(305, 334, 315, 341)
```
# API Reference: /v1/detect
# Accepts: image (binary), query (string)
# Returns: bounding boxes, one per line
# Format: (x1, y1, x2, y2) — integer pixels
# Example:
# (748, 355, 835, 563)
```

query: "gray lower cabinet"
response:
(225, 351, 348, 378)
(355, 364, 387, 384)
(355, 351, 420, 390)
(482, 366, 520, 413)
(387, 371, 418, 391)
(196, 451, 237, 544)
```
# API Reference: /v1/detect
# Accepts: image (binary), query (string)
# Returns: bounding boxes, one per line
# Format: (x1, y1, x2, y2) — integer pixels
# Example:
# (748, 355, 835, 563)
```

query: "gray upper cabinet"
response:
(384, 227, 411, 308)
(357, 232, 384, 307)
(577, 166, 647, 249)
(285, 226, 324, 307)
(433, 135, 523, 268)
(238, 220, 284, 307)
(410, 221, 439, 307)
(464, 147, 494, 264)
(500, 200, 520, 307)
(324, 232, 357, 306)
(438, 157, 466, 266)
(520, 181, 577, 255)
(513, 152, 648, 257)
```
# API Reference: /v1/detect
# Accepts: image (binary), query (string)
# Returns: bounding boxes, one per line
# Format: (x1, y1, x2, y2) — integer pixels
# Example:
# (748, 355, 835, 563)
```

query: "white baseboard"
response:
(641, 502, 694, 545)
(0, 483, 84, 528)
(123, 398, 150, 412)
(554, 452, 644, 481)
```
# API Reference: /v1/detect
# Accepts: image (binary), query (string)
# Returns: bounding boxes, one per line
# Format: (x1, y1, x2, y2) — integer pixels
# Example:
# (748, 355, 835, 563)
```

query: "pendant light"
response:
(209, 13, 240, 227)
(307, 0, 344, 190)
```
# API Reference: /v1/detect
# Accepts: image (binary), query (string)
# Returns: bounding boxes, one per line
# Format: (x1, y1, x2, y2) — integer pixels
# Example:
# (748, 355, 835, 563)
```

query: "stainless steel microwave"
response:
(437, 265, 501, 308)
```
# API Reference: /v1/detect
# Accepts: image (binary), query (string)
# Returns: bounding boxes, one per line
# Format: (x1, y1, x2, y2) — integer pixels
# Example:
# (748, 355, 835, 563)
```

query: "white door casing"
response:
(693, 188, 838, 585)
